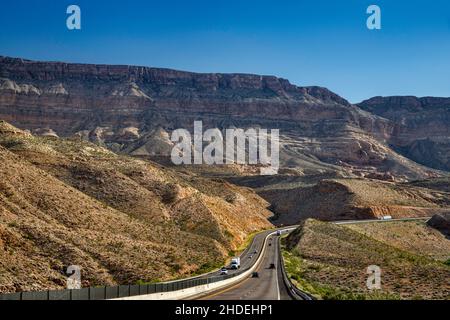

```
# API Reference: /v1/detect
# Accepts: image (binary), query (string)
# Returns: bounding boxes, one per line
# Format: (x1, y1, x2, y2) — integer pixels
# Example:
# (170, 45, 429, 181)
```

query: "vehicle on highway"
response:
(268, 243, 272, 246)
(379, 215, 392, 220)
(253, 249, 258, 254)
(230, 257, 241, 269)
(276, 230, 281, 236)
(251, 272, 259, 278)
(220, 267, 228, 275)
(248, 255, 253, 259)
(269, 263, 276, 269)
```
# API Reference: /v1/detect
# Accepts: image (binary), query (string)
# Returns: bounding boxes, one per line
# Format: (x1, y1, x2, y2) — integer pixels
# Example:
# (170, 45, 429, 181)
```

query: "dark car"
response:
(251, 272, 259, 278)
(268, 243, 272, 246)
(269, 263, 276, 269)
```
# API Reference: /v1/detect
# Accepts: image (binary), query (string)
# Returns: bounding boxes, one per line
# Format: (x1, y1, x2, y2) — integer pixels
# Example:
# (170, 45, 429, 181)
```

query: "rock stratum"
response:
(358, 96, 450, 172)
(0, 56, 446, 181)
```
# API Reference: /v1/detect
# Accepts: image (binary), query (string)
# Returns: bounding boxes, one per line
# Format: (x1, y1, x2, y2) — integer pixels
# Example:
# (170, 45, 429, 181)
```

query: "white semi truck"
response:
(230, 257, 241, 269)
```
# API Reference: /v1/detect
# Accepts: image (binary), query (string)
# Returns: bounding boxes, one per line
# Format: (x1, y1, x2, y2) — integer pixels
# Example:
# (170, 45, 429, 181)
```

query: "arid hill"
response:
(260, 178, 450, 224)
(283, 219, 450, 299)
(0, 121, 272, 293)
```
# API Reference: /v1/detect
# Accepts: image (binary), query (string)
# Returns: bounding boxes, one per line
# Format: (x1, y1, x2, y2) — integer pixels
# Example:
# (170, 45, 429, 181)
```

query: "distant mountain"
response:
(0, 56, 446, 180)
(358, 96, 450, 172)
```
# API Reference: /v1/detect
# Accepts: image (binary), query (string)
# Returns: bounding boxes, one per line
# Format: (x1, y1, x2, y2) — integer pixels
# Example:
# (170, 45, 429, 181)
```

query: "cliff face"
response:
(0, 56, 443, 180)
(359, 96, 450, 171)
(0, 55, 360, 127)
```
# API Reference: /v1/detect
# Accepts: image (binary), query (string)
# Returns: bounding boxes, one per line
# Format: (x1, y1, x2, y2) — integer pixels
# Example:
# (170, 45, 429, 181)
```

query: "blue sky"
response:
(1, 0, 449, 102)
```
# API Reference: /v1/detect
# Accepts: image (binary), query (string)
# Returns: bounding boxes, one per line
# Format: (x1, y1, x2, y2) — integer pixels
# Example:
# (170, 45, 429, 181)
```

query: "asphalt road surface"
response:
(199, 234, 292, 300)
(196, 229, 278, 280)
(195, 217, 429, 300)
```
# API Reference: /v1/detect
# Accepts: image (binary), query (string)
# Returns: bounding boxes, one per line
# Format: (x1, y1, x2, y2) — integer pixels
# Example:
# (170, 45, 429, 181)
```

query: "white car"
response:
(220, 268, 228, 275)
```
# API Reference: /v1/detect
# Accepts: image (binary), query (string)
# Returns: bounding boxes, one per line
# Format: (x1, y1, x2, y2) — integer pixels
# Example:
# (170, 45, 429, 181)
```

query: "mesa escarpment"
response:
(358, 96, 450, 171)
(0, 121, 272, 293)
(0, 56, 439, 180)
(283, 219, 450, 299)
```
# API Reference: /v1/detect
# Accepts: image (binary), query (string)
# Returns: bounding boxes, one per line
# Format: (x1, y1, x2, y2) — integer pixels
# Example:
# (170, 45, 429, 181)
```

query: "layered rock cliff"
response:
(0, 56, 444, 180)
(358, 96, 450, 171)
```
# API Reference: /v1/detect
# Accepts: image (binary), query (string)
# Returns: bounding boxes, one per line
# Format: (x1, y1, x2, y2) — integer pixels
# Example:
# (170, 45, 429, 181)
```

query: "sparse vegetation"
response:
(0, 138, 24, 150)
(282, 219, 450, 300)
(161, 183, 180, 204)
(190, 261, 224, 277)
(0, 121, 272, 293)
(346, 220, 450, 261)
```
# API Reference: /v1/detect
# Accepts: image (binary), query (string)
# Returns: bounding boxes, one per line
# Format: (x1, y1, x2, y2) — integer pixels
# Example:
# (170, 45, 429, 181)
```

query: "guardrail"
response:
(0, 229, 277, 301)
(278, 237, 315, 301)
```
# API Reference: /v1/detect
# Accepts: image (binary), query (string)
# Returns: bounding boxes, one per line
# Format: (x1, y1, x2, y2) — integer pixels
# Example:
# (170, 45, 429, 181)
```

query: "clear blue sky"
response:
(1, 0, 449, 102)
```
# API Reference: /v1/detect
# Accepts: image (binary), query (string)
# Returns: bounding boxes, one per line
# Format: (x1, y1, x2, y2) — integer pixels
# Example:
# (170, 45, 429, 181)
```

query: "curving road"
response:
(194, 218, 428, 300)
(192, 218, 428, 300)
(197, 230, 274, 279)
(198, 233, 292, 300)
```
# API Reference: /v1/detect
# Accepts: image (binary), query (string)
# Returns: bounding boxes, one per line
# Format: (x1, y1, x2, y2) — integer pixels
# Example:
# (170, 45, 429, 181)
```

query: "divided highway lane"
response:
(198, 234, 292, 300)
(197, 229, 281, 280)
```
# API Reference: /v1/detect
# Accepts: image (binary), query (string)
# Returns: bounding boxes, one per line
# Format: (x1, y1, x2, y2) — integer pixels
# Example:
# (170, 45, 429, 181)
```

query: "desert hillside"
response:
(260, 178, 450, 224)
(282, 219, 450, 300)
(0, 121, 272, 293)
